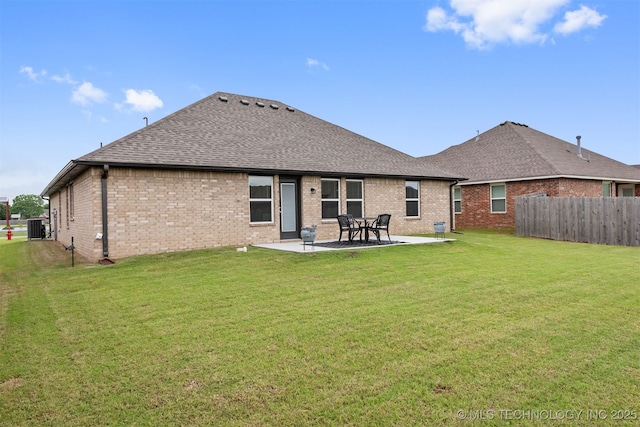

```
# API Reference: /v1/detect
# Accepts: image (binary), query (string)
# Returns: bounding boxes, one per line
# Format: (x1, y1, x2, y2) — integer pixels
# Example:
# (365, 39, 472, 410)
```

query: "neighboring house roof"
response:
(420, 121, 640, 185)
(42, 92, 462, 196)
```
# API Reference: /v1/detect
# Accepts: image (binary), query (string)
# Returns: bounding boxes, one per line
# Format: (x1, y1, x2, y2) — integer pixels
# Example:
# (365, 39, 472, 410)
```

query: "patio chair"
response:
(369, 213, 391, 243)
(337, 214, 361, 242)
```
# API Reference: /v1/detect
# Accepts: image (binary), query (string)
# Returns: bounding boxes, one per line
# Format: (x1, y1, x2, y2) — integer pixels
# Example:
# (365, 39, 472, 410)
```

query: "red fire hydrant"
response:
(7, 230, 12, 240)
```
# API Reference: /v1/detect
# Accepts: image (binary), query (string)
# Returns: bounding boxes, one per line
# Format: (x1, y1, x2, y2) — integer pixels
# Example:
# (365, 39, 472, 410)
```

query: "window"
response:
(64, 183, 74, 226)
(321, 178, 340, 219)
(453, 186, 461, 213)
(491, 184, 506, 213)
(346, 179, 363, 218)
(64, 188, 69, 227)
(602, 181, 611, 197)
(249, 176, 273, 223)
(69, 182, 74, 221)
(406, 181, 420, 217)
(619, 184, 634, 197)
(58, 190, 63, 228)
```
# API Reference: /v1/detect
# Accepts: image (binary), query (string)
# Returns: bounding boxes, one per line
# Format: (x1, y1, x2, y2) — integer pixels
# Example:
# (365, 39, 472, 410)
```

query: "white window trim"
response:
(321, 178, 341, 219)
(490, 183, 506, 213)
(454, 186, 462, 214)
(406, 180, 420, 217)
(346, 179, 364, 218)
(249, 175, 274, 224)
(618, 183, 634, 197)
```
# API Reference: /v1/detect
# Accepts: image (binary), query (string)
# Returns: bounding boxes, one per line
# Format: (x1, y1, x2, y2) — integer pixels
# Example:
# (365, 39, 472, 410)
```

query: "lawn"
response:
(1, 231, 638, 426)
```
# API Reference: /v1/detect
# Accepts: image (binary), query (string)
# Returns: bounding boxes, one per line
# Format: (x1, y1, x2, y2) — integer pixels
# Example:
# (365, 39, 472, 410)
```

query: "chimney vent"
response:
(576, 135, 582, 157)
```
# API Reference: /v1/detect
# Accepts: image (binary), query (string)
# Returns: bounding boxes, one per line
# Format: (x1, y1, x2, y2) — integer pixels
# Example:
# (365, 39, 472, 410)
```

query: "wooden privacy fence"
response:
(515, 196, 640, 246)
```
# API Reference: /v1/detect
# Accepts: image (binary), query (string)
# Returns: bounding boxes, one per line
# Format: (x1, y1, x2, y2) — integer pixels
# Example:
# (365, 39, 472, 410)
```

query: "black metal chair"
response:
(369, 214, 391, 243)
(337, 214, 361, 242)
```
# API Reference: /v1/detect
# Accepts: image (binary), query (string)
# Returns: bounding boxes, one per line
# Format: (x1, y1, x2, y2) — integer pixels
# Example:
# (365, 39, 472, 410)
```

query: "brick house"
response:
(41, 92, 463, 262)
(420, 121, 640, 229)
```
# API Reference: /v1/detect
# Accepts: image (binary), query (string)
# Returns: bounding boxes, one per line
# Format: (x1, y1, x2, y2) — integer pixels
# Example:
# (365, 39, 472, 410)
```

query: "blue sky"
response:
(1, 0, 638, 202)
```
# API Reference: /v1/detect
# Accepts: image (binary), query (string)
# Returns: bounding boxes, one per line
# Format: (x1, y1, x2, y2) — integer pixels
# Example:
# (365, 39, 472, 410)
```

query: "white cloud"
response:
(19, 66, 47, 82)
(554, 5, 606, 35)
(71, 82, 108, 105)
(306, 58, 330, 71)
(122, 89, 163, 112)
(424, 0, 605, 49)
(51, 72, 77, 85)
(0, 168, 52, 200)
(189, 84, 206, 97)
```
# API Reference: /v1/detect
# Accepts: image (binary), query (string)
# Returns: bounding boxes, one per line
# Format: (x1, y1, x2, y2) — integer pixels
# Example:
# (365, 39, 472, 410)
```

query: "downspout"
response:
(449, 180, 459, 233)
(41, 196, 49, 237)
(101, 165, 109, 258)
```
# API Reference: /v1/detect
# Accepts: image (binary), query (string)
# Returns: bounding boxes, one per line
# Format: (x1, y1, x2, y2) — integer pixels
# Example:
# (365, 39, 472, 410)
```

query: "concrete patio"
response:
(253, 235, 454, 253)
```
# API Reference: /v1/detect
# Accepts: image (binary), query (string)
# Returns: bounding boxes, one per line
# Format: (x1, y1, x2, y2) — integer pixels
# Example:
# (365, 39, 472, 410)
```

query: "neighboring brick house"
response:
(420, 121, 640, 229)
(41, 92, 463, 262)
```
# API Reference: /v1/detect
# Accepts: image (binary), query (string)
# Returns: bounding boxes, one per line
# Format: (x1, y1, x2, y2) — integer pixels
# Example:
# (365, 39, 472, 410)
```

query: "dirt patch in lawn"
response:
(27, 240, 89, 268)
(0, 377, 23, 392)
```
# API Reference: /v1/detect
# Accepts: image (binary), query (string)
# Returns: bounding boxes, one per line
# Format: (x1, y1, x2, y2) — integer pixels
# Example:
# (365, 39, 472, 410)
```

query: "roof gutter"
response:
(40, 160, 91, 197)
(458, 174, 640, 186)
(72, 159, 466, 182)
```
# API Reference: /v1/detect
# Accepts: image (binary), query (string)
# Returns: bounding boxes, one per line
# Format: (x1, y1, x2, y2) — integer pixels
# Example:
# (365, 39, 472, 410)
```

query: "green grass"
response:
(1, 231, 639, 426)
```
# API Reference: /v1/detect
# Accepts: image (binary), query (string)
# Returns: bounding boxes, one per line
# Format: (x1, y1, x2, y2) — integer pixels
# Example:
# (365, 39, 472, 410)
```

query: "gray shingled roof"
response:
(420, 121, 640, 184)
(74, 92, 461, 180)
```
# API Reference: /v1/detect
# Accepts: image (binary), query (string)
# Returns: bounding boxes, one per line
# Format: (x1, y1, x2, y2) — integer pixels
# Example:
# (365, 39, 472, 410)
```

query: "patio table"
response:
(354, 217, 376, 243)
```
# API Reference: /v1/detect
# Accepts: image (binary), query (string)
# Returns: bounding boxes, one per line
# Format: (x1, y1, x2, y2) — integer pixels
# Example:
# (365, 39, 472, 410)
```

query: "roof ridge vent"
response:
(286, 106, 295, 112)
(501, 121, 528, 127)
(240, 99, 249, 105)
(218, 96, 228, 102)
(270, 104, 279, 109)
(256, 102, 265, 107)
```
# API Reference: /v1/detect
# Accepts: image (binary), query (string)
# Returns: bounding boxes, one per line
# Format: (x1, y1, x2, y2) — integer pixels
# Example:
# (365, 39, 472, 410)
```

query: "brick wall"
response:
(106, 168, 281, 259)
(51, 167, 454, 261)
(49, 168, 103, 260)
(315, 177, 451, 238)
(455, 178, 628, 228)
(557, 178, 602, 197)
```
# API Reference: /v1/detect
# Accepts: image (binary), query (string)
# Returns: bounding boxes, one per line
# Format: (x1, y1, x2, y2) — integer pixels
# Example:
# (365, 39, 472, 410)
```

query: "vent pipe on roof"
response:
(576, 135, 582, 158)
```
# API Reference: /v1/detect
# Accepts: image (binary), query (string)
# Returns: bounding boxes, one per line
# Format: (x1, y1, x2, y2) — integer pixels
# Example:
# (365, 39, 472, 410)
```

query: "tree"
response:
(11, 194, 45, 219)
